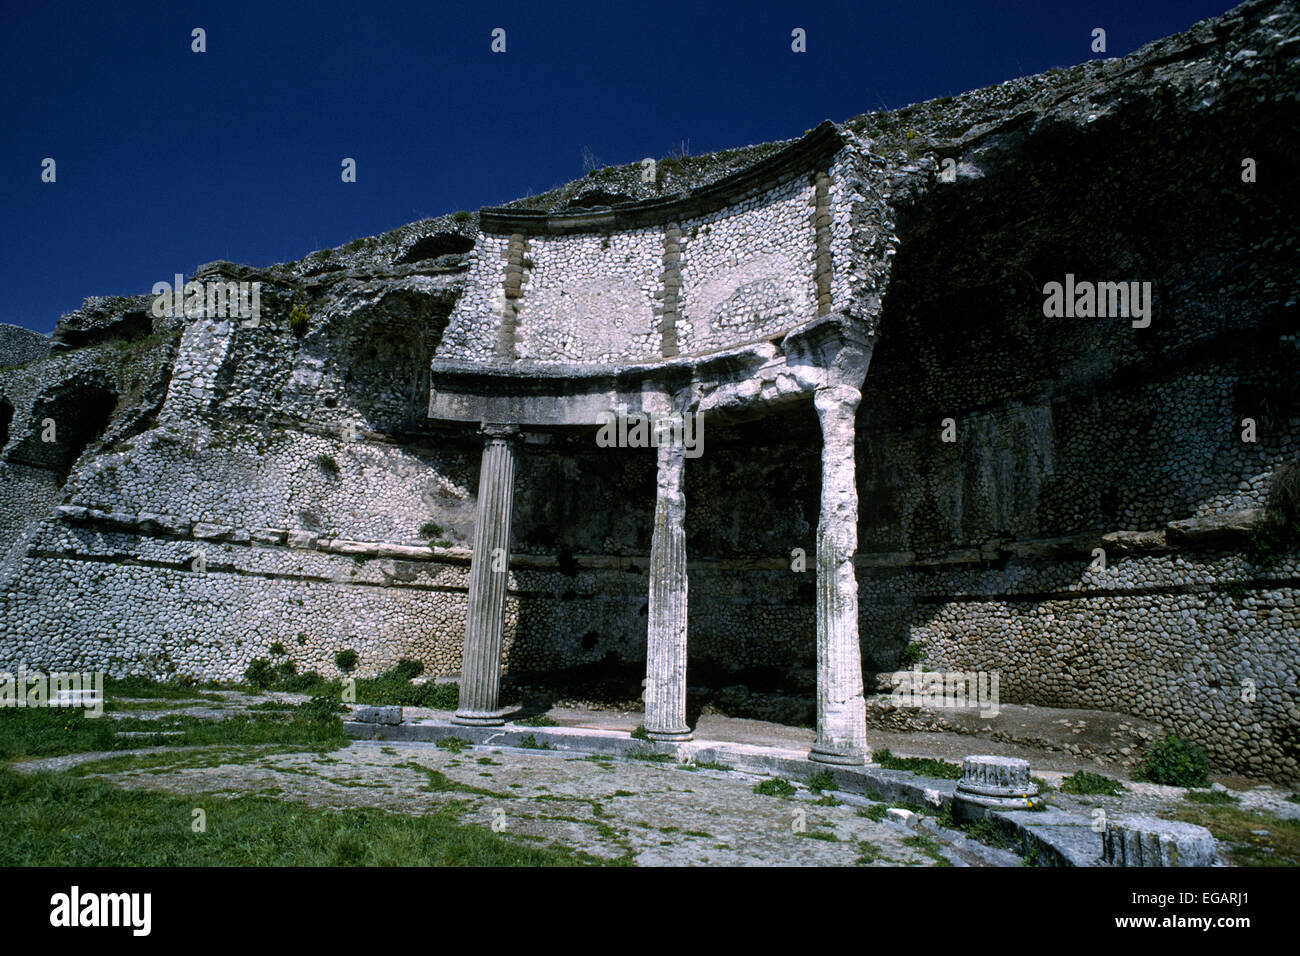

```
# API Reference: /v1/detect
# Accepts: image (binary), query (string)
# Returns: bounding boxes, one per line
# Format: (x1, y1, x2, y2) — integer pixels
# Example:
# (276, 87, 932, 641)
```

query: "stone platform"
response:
(344, 711, 1220, 867)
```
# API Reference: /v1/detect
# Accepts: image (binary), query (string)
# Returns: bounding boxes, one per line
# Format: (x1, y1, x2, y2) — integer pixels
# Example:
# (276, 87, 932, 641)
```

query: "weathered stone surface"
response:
(645, 438, 690, 740)
(809, 384, 868, 765)
(952, 754, 1040, 821)
(455, 427, 517, 727)
(1102, 815, 1219, 867)
(353, 705, 403, 725)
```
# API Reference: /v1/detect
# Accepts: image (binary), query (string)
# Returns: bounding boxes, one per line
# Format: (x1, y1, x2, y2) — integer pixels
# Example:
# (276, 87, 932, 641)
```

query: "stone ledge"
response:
(52, 505, 1294, 582)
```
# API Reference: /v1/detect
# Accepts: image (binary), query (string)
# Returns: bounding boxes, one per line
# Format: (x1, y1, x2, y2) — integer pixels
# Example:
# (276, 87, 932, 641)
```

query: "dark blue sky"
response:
(3, 0, 1234, 334)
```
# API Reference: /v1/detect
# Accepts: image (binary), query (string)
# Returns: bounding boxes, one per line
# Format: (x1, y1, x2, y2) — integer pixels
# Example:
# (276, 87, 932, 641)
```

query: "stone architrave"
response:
(644, 435, 691, 740)
(808, 383, 869, 764)
(454, 424, 518, 726)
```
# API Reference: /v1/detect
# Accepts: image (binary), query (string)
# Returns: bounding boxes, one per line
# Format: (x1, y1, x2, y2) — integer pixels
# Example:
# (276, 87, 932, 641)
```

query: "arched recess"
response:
(7, 379, 119, 479)
(336, 289, 453, 433)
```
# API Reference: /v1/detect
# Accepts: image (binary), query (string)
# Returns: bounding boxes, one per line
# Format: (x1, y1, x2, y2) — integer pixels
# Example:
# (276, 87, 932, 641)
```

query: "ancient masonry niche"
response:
(430, 122, 880, 763)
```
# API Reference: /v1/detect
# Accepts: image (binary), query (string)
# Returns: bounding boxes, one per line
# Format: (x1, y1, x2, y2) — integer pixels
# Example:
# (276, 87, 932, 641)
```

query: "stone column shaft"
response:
(645, 437, 691, 740)
(455, 426, 517, 726)
(809, 385, 868, 764)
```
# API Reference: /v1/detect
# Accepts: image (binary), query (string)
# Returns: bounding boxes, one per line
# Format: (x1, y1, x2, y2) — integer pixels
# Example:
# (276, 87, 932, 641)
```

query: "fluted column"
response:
(454, 424, 518, 726)
(644, 436, 691, 740)
(809, 385, 868, 764)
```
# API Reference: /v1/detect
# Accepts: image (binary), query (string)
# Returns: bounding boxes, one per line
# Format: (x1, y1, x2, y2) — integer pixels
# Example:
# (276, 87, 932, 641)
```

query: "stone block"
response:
(138, 513, 192, 537)
(353, 705, 403, 725)
(1102, 816, 1218, 867)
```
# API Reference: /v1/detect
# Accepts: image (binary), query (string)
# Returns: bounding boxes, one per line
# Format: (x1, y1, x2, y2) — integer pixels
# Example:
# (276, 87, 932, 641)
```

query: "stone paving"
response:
(19, 740, 954, 866)
(16, 692, 1297, 866)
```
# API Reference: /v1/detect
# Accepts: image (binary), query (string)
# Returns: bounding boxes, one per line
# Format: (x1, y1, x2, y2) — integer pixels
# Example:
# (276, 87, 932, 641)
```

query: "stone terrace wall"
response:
(860, 554, 1299, 781)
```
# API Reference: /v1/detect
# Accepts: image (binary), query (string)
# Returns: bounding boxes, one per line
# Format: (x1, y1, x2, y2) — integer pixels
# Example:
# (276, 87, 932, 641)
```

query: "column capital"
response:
(813, 383, 862, 413)
(479, 422, 520, 441)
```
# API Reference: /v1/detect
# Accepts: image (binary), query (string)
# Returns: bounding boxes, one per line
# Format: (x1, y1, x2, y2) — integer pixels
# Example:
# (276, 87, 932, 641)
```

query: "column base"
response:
(808, 744, 866, 766)
(453, 711, 505, 727)
(646, 727, 693, 742)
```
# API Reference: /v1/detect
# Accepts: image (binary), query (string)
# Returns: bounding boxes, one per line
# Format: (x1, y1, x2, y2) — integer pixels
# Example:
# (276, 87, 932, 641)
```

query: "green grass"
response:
(104, 699, 202, 712)
(243, 664, 460, 710)
(0, 767, 593, 866)
(103, 677, 222, 700)
(902, 833, 952, 866)
(517, 714, 558, 727)
(1060, 771, 1126, 796)
(1173, 804, 1300, 866)
(854, 840, 886, 864)
(856, 804, 888, 821)
(807, 769, 836, 794)
(1185, 789, 1240, 805)
(692, 760, 733, 772)
(753, 778, 797, 797)
(69, 745, 311, 777)
(871, 748, 963, 780)
(0, 705, 346, 762)
(398, 762, 515, 799)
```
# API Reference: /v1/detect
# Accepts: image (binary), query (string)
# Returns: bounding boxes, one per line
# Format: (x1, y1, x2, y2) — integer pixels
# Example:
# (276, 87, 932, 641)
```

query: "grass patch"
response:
(856, 804, 888, 822)
(902, 833, 952, 866)
(1060, 771, 1126, 796)
(517, 714, 558, 727)
(807, 770, 836, 794)
(629, 751, 672, 763)
(70, 745, 309, 777)
(855, 840, 885, 864)
(1185, 789, 1241, 805)
(398, 762, 515, 799)
(693, 760, 733, 772)
(104, 699, 202, 712)
(752, 778, 797, 797)
(436, 737, 471, 754)
(518, 734, 552, 751)
(103, 677, 221, 700)
(0, 706, 345, 762)
(1173, 804, 1300, 866)
(0, 767, 593, 866)
(872, 748, 962, 780)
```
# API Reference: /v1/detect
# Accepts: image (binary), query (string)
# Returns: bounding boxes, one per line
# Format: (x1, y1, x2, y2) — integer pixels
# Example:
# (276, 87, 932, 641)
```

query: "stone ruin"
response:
(0, 0, 1296, 778)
